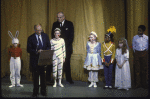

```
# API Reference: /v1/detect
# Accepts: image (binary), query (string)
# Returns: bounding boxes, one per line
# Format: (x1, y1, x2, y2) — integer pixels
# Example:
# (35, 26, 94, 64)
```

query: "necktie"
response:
(60, 22, 62, 27)
(38, 35, 43, 49)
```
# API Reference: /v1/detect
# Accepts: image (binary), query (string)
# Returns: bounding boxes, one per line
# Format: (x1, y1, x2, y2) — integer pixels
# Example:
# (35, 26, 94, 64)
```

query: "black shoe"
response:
(68, 80, 74, 84)
(41, 93, 47, 97)
(32, 94, 38, 98)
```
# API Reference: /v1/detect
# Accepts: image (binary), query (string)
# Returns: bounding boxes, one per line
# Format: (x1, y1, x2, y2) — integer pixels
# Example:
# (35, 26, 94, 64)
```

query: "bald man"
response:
(51, 12, 74, 84)
(27, 24, 51, 97)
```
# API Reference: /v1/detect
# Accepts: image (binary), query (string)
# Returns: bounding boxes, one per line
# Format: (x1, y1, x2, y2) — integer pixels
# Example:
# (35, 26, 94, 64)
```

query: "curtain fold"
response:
(1, 0, 148, 83)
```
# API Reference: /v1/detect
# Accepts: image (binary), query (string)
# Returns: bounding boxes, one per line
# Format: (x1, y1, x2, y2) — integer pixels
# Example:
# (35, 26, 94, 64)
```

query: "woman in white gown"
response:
(115, 38, 131, 90)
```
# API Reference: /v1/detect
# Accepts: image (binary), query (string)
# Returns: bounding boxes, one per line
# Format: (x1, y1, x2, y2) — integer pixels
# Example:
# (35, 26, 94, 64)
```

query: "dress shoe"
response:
(67, 80, 74, 84)
(41, 93, 47, 97)
(32, 94, 37, 98)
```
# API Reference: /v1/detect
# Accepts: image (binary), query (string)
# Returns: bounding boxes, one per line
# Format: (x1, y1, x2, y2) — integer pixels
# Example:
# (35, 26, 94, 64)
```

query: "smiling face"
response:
(54, 31, 61, 39)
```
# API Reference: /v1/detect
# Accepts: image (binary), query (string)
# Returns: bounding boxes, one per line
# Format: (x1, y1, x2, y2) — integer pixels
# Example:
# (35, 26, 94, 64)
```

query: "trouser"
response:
(88, 70, 98, 82)
(53, 54, 63, 79)
(10, 57, 21, 85)
(33, 66, 47, 95)
(104, 56, 113, 86)
(63, 51, 73, 81)
(133, 50, 148, 88)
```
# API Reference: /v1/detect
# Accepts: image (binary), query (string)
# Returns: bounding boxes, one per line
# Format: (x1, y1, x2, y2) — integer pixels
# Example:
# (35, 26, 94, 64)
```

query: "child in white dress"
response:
(50, 28, 66, 87)
(84, 31, 103, 87)
(115, 38, 131, 90)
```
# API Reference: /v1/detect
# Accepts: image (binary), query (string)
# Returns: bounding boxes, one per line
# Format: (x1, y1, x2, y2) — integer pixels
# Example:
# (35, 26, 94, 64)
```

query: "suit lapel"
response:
(34, 33, 38, 45)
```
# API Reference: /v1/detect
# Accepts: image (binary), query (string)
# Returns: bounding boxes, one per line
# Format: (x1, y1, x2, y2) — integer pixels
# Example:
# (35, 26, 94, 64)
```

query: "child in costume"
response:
(50, 28, 66, 87)
(101, 26, 116, 89)
(132, 25, 148, 89)
(8, 30, 23, 88)
(115, 38, 131, 90)
(84, 31, 103, 88)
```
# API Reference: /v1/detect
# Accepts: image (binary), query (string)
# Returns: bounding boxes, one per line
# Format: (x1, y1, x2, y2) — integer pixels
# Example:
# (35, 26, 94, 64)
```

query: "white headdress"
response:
(8, 30, 19, 44)
(90, 31, 98, 37)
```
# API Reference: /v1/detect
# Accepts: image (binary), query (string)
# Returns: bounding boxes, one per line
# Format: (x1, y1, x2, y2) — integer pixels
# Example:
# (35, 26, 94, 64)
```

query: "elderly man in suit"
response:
(27, 24, 51, 97)
(51, 12, 74, 84)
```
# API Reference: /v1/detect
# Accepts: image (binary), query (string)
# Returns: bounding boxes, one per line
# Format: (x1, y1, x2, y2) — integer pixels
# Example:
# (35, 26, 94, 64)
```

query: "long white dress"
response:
(115, 48, 131, 89)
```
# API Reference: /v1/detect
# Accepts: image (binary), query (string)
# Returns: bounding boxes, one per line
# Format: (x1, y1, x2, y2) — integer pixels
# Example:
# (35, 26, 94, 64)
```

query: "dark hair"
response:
(105, 32, 114, 42)
(117, 38, 127, 55)
(138, 25, 146, 32)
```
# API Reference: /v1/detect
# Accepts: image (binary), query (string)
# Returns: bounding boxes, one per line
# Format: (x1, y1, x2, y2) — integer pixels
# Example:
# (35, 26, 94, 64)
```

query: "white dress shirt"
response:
(35, 33, 43, 46)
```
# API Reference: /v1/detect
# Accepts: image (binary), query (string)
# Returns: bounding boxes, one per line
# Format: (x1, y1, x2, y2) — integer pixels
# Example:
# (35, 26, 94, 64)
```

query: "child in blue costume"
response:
(84, 31, 103, 87)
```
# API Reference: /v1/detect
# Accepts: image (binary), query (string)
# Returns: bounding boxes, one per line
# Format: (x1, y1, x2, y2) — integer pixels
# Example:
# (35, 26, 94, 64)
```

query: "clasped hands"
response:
(37, 49, 43, 53)
(104, 62, 111, 66)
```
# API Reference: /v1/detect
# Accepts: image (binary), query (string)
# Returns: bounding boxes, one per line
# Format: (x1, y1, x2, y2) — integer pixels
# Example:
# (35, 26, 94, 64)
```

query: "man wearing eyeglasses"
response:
(27, 24, 51, 97)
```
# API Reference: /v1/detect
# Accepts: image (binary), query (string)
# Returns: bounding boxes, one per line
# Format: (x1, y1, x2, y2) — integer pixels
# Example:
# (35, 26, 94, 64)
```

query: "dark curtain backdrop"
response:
(1, 0, 148, 86)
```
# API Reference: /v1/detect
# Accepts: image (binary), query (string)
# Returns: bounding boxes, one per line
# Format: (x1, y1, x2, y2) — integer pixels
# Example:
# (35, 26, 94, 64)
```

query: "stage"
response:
(1, 75, 148, 98)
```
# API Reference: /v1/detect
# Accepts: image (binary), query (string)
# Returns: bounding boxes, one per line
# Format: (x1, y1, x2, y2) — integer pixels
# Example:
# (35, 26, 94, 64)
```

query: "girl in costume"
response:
(115, 38, 131, 90)
(50, 28, 66, 87)
(8, 30, 23, 88)
(84, 31, 103, 87)
(101, 26, 116, 89)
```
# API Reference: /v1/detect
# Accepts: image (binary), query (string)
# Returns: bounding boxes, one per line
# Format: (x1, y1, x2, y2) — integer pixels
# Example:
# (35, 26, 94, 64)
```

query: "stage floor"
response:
(1, 75, 149, 98)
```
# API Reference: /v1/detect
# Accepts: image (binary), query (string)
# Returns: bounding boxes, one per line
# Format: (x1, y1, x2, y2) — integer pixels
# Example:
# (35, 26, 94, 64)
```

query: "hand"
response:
(63, 59, 65, 63)
(37, 49, 43, 53)
(117, 63, 122, 68)
(104, 62, 109, 66)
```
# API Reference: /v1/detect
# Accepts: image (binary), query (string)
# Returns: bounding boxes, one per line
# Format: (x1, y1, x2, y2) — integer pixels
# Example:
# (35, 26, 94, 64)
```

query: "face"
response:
(89, 34, 95, 42)
(54, 31, 61, 39)
(138, 28, 143, 35)
(118, 41, 123, 48)
(13, 43, 18, 47)
(104, 35, 110, 42)
(35, 25, 42, 35)
(57, 13, 65, 23)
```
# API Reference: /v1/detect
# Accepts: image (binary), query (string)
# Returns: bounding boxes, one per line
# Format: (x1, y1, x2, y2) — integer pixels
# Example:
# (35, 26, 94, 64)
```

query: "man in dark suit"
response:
(51, 12, 74, 84)
(27, 24, 51, 97)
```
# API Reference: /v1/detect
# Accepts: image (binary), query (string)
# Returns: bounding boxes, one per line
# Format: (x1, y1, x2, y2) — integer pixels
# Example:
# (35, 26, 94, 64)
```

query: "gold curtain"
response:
(1, 0, 148, 82)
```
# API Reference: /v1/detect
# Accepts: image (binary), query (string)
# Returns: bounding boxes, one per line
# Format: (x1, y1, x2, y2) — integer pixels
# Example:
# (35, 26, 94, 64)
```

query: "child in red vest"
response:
(8, 31, 23, 88)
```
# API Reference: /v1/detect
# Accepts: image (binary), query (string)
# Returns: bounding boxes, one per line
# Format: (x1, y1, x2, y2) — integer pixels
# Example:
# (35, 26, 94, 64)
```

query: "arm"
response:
(120, 49, 129, 67)
(62, 39, 66, 61)
(146, 36, 149, 51)
(132, 36, 136, 53)
(46, 34, 51, 50)
(51, 23, 55, 39)
(20, 48, 22, 59)
(68, 22, 74, 46)
(98, 43, 101, 55)
(101, 43, 105, 63)
(110, 44, 115, 63)
(27, 37, 37, 55)
(50, 40, 54, 50)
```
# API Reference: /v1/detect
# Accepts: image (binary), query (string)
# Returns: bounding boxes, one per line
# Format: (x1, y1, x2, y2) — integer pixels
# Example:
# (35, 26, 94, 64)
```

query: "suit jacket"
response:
(27, 32, 51, 70)
(51, 20, 74, 53)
